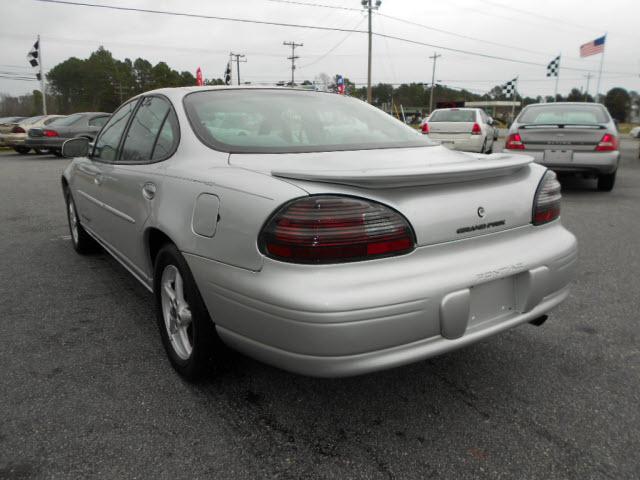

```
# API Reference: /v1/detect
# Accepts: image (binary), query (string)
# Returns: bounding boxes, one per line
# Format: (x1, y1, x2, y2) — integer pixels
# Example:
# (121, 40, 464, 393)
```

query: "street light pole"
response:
(230, 52, 247, 85)
(584, 73, 593, 102)
(428, 52, 441, 113)
(283, 41, 303, 86)
(362, 0, 381, 103)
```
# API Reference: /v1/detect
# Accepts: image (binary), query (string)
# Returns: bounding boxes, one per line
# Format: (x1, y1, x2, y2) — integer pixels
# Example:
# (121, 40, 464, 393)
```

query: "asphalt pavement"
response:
(1, 140, 639, 479)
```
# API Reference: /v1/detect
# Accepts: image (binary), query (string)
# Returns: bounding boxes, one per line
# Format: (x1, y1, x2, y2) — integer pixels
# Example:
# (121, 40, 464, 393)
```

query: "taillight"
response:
(532, 170, 561, 225)
(421, 122, 429, 134)
(43, 129, 59, 137)
(471, 123, 481, 135)
(11, 126, 25, 134)
(595, 133, 618, 152)
(505, 133, 525, 150)
(259, 195, 415, 264)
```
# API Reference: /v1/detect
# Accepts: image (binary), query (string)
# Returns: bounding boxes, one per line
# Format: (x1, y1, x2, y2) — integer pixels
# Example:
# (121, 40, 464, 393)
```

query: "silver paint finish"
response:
(63, 86, 578, 377)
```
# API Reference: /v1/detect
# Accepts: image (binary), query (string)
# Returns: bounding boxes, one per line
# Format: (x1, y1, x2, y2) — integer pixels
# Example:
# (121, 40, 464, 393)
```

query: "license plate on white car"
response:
(544, 150, 573, 163)
(468, 277, 516, 327)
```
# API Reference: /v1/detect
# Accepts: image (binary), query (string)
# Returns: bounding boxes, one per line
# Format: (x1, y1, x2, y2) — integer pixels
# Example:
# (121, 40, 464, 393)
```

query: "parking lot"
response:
(1, 139, 639, 479)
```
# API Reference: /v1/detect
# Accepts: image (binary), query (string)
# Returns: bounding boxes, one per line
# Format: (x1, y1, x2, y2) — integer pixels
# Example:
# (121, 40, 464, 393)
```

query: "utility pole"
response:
(428, 52, 441, 114)
(37, 35, 46, 115)
(283, 41, 303, 86)
(361, 0, 382, 103)
(230, 52, 247, 85)
(584, 73, 593, 102)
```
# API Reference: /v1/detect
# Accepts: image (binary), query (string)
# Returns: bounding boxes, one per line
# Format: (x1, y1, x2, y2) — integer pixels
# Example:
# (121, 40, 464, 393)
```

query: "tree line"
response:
(0, 47, 637, 122)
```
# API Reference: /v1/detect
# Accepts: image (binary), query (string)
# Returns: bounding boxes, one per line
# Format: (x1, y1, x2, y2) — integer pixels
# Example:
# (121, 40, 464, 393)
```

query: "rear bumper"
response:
(505, 149, 619, 174)
(25, 137, 66, 149)
(186, 222, 577, 377)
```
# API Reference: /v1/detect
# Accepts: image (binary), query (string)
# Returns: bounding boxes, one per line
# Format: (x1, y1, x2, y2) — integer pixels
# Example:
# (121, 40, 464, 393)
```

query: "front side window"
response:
(93, 100, 138, 161)
(120, 97, 173, 162)
(184, 89, 432, 154)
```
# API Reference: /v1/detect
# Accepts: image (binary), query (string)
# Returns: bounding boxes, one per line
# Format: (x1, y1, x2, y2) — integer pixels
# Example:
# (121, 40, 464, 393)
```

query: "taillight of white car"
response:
(421, 123, 429, 134)
(595, 133, 618, 152)
(533, 170, 561, 225)
(505, 133, 525, 150)
(259, 196, 415, 264)
(471, 123, 481, 135)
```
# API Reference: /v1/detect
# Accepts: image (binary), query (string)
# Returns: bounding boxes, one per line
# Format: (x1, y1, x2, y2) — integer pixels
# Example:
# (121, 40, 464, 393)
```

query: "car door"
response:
(91, 95, 179, 281)
(72, 101, 139, 233)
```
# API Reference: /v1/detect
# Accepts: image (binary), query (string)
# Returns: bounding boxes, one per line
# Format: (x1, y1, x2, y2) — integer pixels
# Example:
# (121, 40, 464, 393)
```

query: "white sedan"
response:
(421, 108, 497, 153)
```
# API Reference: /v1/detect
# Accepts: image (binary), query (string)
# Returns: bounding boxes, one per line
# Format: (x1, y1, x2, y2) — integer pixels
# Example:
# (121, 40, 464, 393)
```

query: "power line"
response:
(299, 17, 365, 68)
(29, 0, 639, 76)
(267, 0, 361, 12)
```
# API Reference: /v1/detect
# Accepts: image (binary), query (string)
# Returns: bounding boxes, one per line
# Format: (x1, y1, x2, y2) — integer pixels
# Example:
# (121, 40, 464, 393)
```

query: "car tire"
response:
(14, 147, 30, 155)
(597, 171, 616, 192)
(481, 139, 487, 153)
(153, 243, 219, 381)
(65, 189, 99, 253)
(52, 149, 63, 157)
(33, 148, 43, 155)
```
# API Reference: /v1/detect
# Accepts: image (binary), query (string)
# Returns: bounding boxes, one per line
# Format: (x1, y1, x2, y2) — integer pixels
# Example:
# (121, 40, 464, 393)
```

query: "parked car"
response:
(421, 108, 497, 153)
(26, 112, 110, 156)
(0, 117, 25, 147)
(0, 115, 66, 154)
(505, 102, 620, 191)
(630, 126, 640, 138)
(61, 87, 577, 380)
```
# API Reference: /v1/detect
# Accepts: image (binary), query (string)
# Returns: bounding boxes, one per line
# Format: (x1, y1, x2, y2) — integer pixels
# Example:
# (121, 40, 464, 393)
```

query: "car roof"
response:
(138, 85, 324, 103)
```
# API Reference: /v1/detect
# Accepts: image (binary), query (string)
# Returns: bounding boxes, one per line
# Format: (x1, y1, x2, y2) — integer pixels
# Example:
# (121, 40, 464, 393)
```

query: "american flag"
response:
(580, 35, 606, 57)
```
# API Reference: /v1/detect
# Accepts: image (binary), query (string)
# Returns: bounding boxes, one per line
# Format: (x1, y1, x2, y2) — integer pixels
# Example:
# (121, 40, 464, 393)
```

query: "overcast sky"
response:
(2, 0, 639, 100)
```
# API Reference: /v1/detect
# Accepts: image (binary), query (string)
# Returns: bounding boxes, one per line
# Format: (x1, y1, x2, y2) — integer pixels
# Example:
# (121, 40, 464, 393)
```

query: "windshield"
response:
(518, 104, 609, 125)
(429, 110, 476, 122)
(184, 89, 433, 153)
(52, 113, 85, 127)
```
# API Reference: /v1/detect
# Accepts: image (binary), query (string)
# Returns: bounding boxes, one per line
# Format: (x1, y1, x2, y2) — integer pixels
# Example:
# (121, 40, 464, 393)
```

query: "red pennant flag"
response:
(196, 67, 204, 86)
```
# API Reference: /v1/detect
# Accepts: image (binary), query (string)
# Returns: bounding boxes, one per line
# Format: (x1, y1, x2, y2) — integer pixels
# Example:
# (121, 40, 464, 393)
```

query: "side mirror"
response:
(62, 137, 90, 158)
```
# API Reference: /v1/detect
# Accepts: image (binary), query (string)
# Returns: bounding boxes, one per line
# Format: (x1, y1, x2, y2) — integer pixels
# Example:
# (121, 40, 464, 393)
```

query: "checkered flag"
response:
(223, 60, 232, 85)
(546, 55, 560, 77)
(502, 78, 517, 98)
(27, 40, 39, 68)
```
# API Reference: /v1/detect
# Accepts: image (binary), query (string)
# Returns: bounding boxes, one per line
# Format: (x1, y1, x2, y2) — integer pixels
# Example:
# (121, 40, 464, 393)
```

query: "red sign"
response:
(196, 67, 204, 86)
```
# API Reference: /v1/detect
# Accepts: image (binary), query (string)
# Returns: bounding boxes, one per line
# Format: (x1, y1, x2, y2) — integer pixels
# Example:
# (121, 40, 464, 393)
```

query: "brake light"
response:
(505, 133, 525, 150)
(421, 122, 429, 134)
(471, 123, 481, 135)
(259, 196, 415, 264)
(532, 170, 561, 225)
(43, 129, 59, 137)
(595, 133, 618, 152)
(11, 126, 25, 134)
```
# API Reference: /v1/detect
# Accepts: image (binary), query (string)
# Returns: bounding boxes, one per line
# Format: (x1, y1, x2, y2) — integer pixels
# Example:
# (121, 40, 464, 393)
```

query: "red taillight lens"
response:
(43, 129, 59, 137)
(595, 133, 618, 152)
(421, 122, 429, 134)
(533, 170, 561, 225)
(471, 123, 481, 135)
(505, 133, 525, 150)
(11, 126, 25, 134)
(259, 196, 415, 264)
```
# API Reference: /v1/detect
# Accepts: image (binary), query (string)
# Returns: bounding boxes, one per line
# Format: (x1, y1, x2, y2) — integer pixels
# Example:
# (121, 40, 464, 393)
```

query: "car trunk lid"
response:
(230, 146, 540, 247)
(518, 124, 606, 152)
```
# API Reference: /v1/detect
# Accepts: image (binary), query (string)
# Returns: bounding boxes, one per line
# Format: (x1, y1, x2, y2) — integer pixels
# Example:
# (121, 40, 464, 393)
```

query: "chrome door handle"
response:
(142, 182, 156, 200)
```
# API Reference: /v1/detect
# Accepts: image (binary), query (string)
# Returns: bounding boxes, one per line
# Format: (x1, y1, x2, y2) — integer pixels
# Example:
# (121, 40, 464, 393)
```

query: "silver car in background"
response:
(27, 111, 110, 156)
(61, 87, 577, 380)
(421, 107, 497, 153)
(0, 115, 64, 153)
(505, 102, 620, 191)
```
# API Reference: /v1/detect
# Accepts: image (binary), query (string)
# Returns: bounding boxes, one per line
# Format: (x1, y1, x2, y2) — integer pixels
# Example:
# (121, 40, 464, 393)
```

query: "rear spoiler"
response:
(271, 153, 532, 188)
(520, 124, 605, 130)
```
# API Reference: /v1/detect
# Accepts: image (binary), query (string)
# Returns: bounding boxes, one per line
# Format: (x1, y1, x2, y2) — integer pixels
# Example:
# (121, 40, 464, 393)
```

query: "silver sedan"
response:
(61, 87, 577, 380)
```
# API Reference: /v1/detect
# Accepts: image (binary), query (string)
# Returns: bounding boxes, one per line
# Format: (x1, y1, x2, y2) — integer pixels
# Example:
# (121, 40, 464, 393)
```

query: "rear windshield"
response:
(52, 113, 85, 126)
(184, 89, 433, 153)
(429, 110, 476, 122)
(518, 104, 609, 125)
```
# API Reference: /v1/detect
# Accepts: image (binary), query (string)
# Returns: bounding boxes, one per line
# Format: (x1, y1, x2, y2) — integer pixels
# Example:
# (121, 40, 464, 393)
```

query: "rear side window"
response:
(53, 113, 85, 127)
(44, 117, 61, 125)
(429, 110, 476, 122)
(93, 100, 138, 162)
(151, 110, 179, 160)
(120, 96, 175, 162)
(89, 116, 109, 128)
(518, 105, 609, 125)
